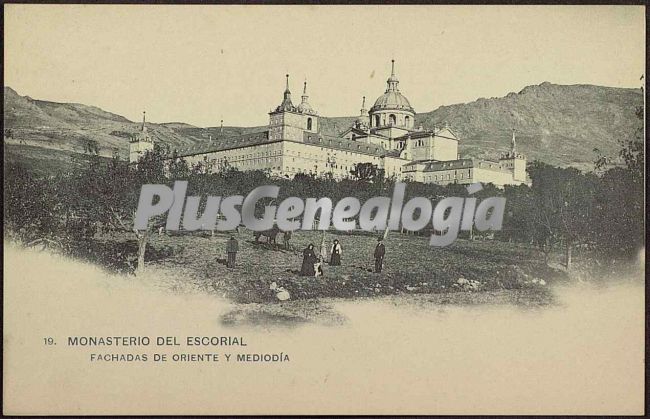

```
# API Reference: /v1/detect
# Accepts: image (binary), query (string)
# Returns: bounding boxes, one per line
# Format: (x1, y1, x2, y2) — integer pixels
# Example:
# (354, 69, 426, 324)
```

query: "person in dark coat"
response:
(226, 235, 239, 268)
(330, 239, 342, 266)
(283, 230, 292, 251)
(374, 237, 385, 273)
(301, 243, 317, 276)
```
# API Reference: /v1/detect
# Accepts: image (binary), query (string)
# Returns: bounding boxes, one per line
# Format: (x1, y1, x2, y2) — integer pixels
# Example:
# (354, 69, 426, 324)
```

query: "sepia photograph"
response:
(3, 3, 646, 415)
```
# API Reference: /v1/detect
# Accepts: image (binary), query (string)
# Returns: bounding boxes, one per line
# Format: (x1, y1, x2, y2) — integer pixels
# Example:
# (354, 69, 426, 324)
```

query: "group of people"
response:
(299, 237, 386, 277)
(223, 233, 387, 276)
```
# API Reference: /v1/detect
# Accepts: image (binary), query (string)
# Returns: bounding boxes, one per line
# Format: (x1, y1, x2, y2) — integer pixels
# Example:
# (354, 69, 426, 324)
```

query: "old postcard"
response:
(3, 4, 645, 415)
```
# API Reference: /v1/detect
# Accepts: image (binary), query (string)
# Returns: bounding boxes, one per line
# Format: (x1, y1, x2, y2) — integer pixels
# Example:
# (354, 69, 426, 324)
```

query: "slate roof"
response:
(302, 132, 388, 157)
(173, 131, 274, 157)
(421, 158, 510, 173)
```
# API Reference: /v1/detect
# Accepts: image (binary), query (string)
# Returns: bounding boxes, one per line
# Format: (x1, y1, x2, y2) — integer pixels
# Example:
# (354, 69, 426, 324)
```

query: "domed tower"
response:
(369, 60, 415, 136)
(296, 79, 318, 132)
(354, 96, 370, 130)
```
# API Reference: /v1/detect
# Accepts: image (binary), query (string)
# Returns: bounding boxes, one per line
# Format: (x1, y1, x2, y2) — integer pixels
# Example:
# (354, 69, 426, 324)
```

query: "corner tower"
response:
(269, 75, 318, 142)
(129, 111, 154, 163)
(499, 129, 527, 182)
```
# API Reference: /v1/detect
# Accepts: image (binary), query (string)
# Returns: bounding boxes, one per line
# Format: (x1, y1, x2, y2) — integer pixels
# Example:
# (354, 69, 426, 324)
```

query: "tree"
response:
(617, 105, 644, 183)
(500, 184, 535, 244)
(83, 139, 100, 155)
(591, 102, 644, 259)
(4, 162, 65, 247)
(527, 162, 598, 269)
(67, 149, 169, 274)
(350, 162, 385, 183)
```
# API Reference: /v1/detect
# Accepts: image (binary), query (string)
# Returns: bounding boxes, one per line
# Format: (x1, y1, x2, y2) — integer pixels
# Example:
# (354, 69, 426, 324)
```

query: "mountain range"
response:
(4, 83, 643, 174)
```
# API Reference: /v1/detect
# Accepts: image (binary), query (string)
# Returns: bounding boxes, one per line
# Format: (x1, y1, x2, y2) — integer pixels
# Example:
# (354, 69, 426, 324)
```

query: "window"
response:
(405, 115, 410, 127)
(374, 115, 380, 127)
(389, 114, 396, 125)
(307, 118, 313, 130)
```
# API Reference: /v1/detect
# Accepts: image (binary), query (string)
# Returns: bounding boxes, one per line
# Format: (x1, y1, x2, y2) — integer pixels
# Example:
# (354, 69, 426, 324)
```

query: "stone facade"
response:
(129, 61, 528, 187)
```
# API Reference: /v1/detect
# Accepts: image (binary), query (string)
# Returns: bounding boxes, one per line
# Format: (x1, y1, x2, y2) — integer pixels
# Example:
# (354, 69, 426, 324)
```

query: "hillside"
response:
(417, 82, 643, 169)
(4, 83, 643, 172)
(321, 83, 643, 170)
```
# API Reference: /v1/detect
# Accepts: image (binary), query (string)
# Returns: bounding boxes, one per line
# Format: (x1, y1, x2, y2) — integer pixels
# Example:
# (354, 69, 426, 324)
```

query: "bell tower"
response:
(268, 74, 318, 141)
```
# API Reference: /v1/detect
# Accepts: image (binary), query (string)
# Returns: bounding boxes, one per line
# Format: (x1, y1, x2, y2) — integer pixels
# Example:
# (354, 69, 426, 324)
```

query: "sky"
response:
(4, 5, 645, 127)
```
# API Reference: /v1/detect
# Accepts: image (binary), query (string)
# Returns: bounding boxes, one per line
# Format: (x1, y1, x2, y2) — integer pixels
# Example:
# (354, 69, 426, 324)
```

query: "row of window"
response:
(372, 114, 411, 127)
(424, 169, 472, 182)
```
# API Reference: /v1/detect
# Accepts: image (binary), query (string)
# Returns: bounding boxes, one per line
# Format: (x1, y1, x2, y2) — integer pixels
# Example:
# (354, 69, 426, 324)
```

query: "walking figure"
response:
(300, 243, 317, 276)
(226, 235, 239, 268)
(330, 239, 342, 266)
(283, 230, 292, 251)
(374, 237, 385, 273)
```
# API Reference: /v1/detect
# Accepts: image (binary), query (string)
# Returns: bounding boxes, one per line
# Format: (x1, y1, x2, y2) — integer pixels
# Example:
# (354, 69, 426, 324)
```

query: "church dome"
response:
(296, 80, 317, 115)
(371, 91, 413, 112)
(369, 60, 415, 113)
(297, 101, 315, 114)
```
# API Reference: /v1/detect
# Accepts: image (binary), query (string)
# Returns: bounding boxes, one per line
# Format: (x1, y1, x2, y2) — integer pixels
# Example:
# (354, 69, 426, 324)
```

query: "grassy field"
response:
(86, 228, 565, 309)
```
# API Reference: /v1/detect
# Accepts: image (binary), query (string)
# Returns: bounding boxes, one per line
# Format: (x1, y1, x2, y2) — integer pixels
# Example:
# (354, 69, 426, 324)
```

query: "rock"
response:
(457, 277, 469, 285)
(276, 290, 290, 301)
(270, 281, 290, 301)
(468, 280, 481, 290)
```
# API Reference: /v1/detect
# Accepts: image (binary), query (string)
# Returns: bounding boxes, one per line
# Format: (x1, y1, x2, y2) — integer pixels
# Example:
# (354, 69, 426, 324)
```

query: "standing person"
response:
(300, 243, 317, 276)
(374, 237, 385, 273)
(283, 230, 292, 251)
(226, 235, 239, 268)
(330, 239, 342, 266)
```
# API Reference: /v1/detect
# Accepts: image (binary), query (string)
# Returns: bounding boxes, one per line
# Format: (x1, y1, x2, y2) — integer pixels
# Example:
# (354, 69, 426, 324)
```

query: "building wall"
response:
(499, 156, 527, 183)
(471, 167, 518, 187)
(407, 135, 433, 161)
(431, 135, 458, 161)
(365, 134, 391, 149)
(381, 156, 409, 179)
(182, 141, 285, 176)
(129, 141, 154, 163)
(370, 109, 415, 129)
(403, 157, 528, 187)
(269, 111, 317, 142)
(372, 126, 411, 140)
(280, 140, 382, 179)
(417, 167, 473, 185)
(512, 158, 526, 182)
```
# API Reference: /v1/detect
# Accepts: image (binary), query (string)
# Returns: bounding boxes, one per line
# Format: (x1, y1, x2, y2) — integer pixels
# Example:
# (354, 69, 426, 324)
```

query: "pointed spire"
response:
(220, 119, 224, 133)
(277, 74, 295, 112)
(141, 111, 147, 132)
(511, 128, 517, 155)
(355, 96, 369, 129)
(386, 59, 399, 92)
(301, 78, 309, 104)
